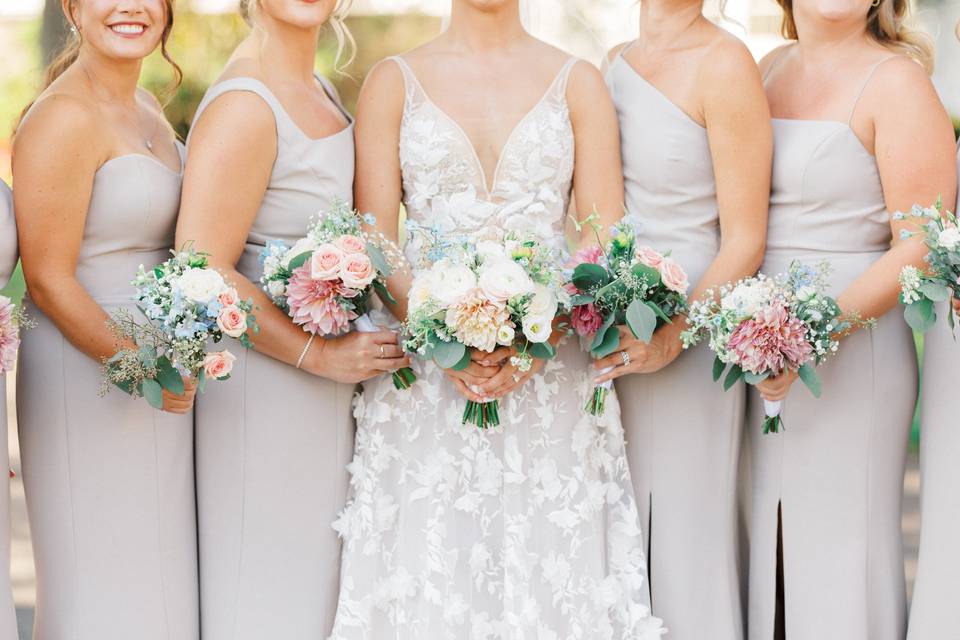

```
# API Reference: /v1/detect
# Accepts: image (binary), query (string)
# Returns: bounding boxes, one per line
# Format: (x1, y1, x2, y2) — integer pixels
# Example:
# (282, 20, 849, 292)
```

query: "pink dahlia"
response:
(572, 245, 605, 267)
(727, 302, 813, 375)
(571, 303, 604, 337)
(286, 264, 356, 336)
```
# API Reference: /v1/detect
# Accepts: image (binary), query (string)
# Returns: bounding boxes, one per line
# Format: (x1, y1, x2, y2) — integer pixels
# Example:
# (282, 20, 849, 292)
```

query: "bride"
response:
(330, 1, 665, 637)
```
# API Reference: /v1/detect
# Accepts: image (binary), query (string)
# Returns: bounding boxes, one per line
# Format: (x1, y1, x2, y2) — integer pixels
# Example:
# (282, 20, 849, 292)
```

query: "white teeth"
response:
(111, 24, 145, 35)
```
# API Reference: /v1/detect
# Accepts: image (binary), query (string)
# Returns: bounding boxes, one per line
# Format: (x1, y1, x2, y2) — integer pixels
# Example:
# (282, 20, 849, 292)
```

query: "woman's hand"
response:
(474, 351, 546, 401)
(592, 323, 684, 384)
(307, 331, 410, 384)
(162, 377, 198, 415)
(952, 296, 960, 317)
(755, 369, 799, 402)
(445, 349, 503, 402)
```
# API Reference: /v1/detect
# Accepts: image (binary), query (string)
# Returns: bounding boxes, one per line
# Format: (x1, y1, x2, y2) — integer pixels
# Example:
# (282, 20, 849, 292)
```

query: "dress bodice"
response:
(606, 45, 719, 286)
(73, 148, 185, 306)
(0, 180, 16, 288)
(188, 75, 355, 282)
(390, 56, 577, 260)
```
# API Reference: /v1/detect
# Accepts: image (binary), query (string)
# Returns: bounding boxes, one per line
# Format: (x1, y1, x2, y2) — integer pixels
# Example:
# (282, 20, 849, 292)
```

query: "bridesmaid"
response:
(11, 1, 200, 639)
(0, 180, 17, 640)
(749, 0, 956, 638)
(175, 1, 408, 638)
(598, 1, 771, 637)
(908, 39, 960, 635)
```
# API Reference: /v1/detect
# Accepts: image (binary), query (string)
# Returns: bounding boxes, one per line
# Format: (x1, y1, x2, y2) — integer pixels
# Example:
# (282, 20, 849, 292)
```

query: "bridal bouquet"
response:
(567, 216, 689, 416)
(0, 295, 31, 374)
(681, 261, 860, 434)
(403, 226, 570, 429)
(897, 199, 959, 333)
(259, 199, 415, 390)
(103, 249, 258, 408)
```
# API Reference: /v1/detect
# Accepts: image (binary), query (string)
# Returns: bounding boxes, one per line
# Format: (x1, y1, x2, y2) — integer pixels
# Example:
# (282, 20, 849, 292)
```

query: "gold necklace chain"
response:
(80, 62, 160, 153)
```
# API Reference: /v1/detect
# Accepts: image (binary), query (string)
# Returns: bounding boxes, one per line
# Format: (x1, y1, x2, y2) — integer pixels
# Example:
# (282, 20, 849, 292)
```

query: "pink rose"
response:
(572, 245, 605, 266)
(310, 244, 344, 281)
(203, 350, 236, 380)
(340, 253, 376, 289)
(217, 305, 248, 338)
(571, 303, 604, 337)
(218, 287, 239, 307)
(334, 234, 366, 255)
(658, 257, 689, 295)
(635, 246, 664, 269)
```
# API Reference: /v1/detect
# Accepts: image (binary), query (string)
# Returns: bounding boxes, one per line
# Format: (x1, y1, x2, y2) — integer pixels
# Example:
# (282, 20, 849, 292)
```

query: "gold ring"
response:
(379, 345, 385, 358)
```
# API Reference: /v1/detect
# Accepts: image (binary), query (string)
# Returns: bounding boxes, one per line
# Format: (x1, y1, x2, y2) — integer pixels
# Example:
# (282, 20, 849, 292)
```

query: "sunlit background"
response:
(0, 0, 957, 637)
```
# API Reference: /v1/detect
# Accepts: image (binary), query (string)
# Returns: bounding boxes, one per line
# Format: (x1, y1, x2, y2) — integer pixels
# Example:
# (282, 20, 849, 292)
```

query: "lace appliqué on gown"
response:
(330, 56, 665, 640)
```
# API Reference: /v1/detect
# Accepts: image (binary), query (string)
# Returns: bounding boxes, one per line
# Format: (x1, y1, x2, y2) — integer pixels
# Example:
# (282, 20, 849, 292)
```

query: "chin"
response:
(460, 0, 516, 12)
(271, 0, 337, 28)
(97, 31, 163, 62)
(798, 0, 871, 24)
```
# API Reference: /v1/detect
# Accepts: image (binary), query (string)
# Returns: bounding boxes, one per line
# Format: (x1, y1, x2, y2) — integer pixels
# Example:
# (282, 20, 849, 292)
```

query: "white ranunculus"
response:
(432, 260, 478, 308)
(522, 315, 553, 343)
(496, 324, 515, 346)
(408, 270, 439, 312)
(476, 241, 507, 263)
(795, 285, 817, 303)
(283, 237, 318, 267)
(721, 280, 770, 317)
(527, 283, 558, 319)
(937, 226, 960, 250)
(174, 267, 227, 305)
(478, 259, 534, 303)
(267, 280, 286, 299)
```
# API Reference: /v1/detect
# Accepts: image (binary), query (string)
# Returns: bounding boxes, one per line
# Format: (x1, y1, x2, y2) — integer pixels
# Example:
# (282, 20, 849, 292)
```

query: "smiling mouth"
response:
(109, 23, 147, 36)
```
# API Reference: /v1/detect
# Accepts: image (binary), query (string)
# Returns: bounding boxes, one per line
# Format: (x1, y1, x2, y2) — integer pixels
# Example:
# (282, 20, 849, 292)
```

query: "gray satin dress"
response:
(606, 45, 747, 639)
(188, 76, 356, 640)
(0, 180, 17, 640)
(907, 144, 960, 639)
(748, 55, 916, 640)
(16, 148, 200, 639)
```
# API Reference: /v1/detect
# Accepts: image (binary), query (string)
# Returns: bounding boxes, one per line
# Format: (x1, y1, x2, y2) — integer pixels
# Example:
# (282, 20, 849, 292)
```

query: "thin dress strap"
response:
(554, 57, 579, 97)
(187, 77, 289, 148)
(846, 55, 901, 125)
(316, 74, 353, 124)
(761, 43, 794, 85)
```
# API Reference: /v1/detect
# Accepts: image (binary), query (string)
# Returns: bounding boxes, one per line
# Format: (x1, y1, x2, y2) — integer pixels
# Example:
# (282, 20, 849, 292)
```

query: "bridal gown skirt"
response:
(747, 252, 916, 640)
(16, 305, 198, 640)
(616, 342, 746, 639)
(330, 339, 664, 640)
(195, 346, 355, 640)
(908, 304, 960, 639)
(0, 372, 15, 640)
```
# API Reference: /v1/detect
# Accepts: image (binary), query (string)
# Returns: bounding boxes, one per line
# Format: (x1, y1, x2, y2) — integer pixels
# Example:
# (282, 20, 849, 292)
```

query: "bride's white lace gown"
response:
(329, 56, 665, 640)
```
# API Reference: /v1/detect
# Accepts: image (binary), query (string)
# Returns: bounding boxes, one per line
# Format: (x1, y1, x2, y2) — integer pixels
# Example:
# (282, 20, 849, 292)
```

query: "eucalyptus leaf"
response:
(798, 362, 821, 398)
(920, 282, 951, 303)
(367, 243, 392, 276)
(570, 294, 595, 306)
(904, 299, 936, 333)
(723, 365, 743, 391)
(141, 379, 164, 410)
(287, 251, 313, 272)
(572, 263, 609, 291)
(155, 357, 185, 395)
(451, 349, 473, 372)
(625, 299, 657, 343)
(590, 313, 617, 351)
(529, 341, 556, 360)
(743, 370, 769, 385)
(592, 324, 622, 358)
(373, 280, 397, 305)
(433, 340, 467, 370)
(712, 356, 726, 382)
(198, 369, 207, 394)
(631, 263, 662, 287)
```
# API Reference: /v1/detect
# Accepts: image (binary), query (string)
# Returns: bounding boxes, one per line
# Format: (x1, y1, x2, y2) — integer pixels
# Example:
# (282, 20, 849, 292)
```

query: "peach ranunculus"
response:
(217, 305, 248, 338)
(218, 287, 239, 307)
(310, 244, 345, 281)
(659, 257, 690, 295)
(203, 350, 236, 380)
(635, 246, 664, 269)
(340, 253, 376, 289)
(334, 234, 367, 255)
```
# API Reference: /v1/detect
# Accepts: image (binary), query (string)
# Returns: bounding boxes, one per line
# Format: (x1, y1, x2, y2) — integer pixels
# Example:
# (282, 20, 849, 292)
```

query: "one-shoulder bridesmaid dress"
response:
(189, 76, 356, 640)
(0, 180, 18, 640)
(907, 144, 960, 639)
(606, 42, 746, 640)
(748, 53, 916, 640)
(16, 148, 199, 639)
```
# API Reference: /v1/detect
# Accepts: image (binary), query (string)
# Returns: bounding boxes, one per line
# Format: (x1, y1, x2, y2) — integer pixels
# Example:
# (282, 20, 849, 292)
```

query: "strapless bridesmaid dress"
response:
(0, 180, 18, 640)
(748, 52, 916, 640)
(606, 43, 746, 640)
(907, 144, 960, 640)
(16, 148, 199, 639)
(188, 76, 356, 640)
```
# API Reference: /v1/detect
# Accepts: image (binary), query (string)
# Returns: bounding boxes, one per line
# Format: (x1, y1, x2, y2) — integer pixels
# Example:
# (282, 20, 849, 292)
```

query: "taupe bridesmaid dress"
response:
(16, 148, 200, 639)
(907, 144, 960, 639)
(0, 180, 17, 640)
(748, 53, 916, 640)
(606, 44, 747, 639)
(188, 76, 355, 640)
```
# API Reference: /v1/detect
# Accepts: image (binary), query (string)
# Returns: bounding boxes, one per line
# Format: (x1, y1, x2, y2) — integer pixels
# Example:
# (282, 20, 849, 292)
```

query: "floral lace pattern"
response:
(329, 56, 665, 640)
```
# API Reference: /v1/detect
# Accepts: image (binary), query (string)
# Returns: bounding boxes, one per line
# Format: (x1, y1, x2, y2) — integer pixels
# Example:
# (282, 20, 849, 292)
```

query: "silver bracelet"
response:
(296, 334, 315, 370)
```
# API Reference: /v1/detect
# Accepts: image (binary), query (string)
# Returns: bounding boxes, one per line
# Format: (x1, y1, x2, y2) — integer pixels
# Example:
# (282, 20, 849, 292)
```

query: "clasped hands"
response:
(444, 346, 545, 403)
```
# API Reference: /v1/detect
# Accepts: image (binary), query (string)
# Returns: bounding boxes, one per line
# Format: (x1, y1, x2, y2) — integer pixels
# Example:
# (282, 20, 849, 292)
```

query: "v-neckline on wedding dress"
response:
(392, 56, 575, 197)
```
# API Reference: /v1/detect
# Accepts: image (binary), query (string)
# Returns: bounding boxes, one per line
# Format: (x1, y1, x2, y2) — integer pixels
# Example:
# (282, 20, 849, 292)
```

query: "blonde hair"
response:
(239, 0, 356, 72)
(18, 0, 182, 129)
(776, 0, 934, 73)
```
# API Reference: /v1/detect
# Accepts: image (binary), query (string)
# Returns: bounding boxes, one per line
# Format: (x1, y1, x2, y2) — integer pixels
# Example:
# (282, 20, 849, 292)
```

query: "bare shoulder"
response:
(567, 57, 608, 96)
(190, 86, 276, 146)
(757, 43, 793, 78)
(14, 91, 103, 163)
(868, 54, 935, 98)
(356, 57, 406, 119)
(700, 29, 761, 80)
(606, 40, 632, 66)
